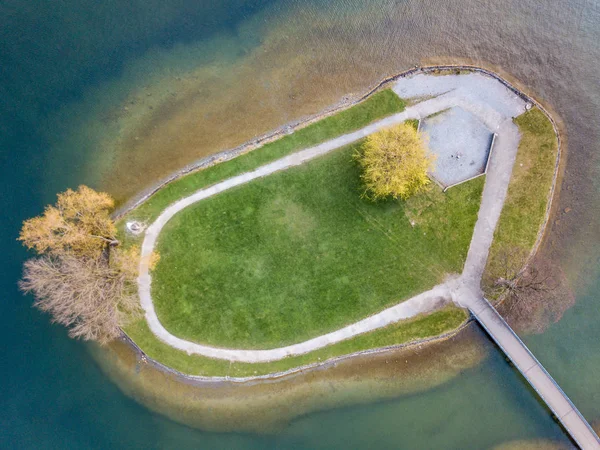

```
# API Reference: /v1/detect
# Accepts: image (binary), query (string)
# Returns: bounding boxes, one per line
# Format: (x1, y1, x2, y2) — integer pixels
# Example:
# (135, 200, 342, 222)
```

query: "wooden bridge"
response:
(466, 295, 600, 449)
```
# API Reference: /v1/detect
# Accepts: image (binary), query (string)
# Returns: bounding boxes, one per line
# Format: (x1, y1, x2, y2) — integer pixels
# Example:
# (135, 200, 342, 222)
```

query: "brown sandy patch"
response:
(90, 324, 486, 433)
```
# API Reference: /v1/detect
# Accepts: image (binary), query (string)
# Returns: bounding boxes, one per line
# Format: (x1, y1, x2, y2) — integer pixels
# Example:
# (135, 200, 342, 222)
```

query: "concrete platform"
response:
(421, 106, 493, 188)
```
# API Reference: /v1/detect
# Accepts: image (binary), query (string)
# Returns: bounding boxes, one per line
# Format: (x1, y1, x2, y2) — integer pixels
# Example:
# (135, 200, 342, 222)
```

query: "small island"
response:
(26, 66, 600, 448)
(117, 68, 559, 378)
(19, 67, 559, 378)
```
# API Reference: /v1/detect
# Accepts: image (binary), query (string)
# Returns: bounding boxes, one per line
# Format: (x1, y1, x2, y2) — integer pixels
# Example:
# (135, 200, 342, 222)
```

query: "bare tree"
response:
(485, 246, 553, 304)
(485, 247, 573, 333)
(18, 186, 157, 344)
(19, 254, 141, 344)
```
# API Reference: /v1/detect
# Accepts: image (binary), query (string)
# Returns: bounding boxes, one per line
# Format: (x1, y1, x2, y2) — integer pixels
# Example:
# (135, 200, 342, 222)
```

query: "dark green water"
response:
(1, 0, 599, 448)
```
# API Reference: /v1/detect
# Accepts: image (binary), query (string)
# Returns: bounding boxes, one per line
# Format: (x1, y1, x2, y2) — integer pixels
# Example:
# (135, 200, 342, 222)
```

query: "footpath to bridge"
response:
(439, 74, 600, 449)
(138, 71, 600, 448)
(455, 290, 600, 449)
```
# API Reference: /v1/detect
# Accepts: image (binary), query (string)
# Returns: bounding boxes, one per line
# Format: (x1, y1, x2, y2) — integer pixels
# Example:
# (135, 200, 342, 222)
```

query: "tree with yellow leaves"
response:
(18, 186, 156, 344)
(19, 185, 118, 257)
(356, 123, 433, 200)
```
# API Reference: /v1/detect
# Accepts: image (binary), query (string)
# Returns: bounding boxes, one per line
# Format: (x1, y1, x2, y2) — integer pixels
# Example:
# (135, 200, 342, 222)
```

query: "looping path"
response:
(138, 72, 525, 363)
(136, 71, 600, 448)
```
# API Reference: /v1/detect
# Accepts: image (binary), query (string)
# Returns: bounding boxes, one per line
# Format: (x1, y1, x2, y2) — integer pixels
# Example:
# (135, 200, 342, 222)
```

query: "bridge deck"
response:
(469, 297, 600, 449)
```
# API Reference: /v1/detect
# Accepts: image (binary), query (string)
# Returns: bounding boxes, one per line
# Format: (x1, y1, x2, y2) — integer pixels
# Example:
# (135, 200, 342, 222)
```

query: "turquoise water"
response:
(1, 0, 599, 448)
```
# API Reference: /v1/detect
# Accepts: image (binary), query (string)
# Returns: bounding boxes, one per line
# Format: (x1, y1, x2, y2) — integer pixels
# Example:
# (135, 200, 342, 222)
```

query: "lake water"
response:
(1, 0, 599, 448)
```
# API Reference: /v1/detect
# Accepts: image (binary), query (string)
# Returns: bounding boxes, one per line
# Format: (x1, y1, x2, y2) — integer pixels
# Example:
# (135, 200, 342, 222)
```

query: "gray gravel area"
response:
(393, 72, 526, 119)
(422, 106, 493, 187)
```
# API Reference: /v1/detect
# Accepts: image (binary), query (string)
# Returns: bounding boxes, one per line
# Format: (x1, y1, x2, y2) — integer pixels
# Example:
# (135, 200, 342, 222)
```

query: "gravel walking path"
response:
(137, 72, 525, 363)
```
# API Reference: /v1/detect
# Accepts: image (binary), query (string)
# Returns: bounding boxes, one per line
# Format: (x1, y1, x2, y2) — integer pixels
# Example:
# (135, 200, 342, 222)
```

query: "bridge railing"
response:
(471, 297, 600, 449)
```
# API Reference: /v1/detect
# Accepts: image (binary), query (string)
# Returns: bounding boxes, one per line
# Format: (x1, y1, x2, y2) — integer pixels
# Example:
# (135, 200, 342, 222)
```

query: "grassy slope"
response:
(127, 305, 468, 377)
(151, 142, 483, 349)
(118, 89, 406, 236)
(484, 108, 558, 290)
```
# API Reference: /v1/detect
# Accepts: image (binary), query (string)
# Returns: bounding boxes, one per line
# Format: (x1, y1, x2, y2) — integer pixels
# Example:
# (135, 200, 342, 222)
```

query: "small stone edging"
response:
(113, 64, 545, 220)
(116, 64, 561, 381)
(485, 87, 563, 308)
(121, 317, 473, 384)
(439, 132, 497, 192)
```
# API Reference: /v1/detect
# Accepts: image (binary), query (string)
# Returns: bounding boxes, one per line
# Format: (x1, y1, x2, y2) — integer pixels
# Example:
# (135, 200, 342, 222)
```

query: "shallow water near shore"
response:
(1, 0, 599, 448)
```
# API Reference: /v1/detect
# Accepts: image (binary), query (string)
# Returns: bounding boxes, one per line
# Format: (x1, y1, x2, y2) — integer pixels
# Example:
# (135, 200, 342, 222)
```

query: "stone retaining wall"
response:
(113, 64, 545, 219)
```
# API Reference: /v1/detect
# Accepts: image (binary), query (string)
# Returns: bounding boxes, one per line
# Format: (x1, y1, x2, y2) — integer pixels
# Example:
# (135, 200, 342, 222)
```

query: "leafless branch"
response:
(20, 254, 141, 344)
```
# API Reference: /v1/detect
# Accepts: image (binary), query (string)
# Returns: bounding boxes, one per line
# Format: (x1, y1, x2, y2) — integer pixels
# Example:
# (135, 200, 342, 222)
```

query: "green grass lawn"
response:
(125, 305, 468, 377)
(484, 108, 558, 291)
(151, 141, 484, 349)
(118, 88, 406, 239)
(116, 85, 558, 377)
(118, 86, 485, 376)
